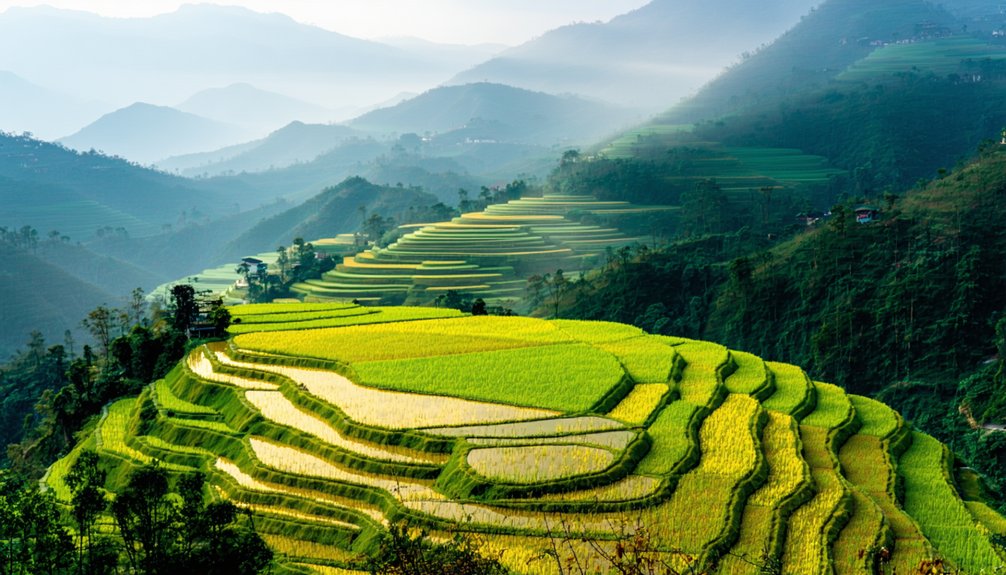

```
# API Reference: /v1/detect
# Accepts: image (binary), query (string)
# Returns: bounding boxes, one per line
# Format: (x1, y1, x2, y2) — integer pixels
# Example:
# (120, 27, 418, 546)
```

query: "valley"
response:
(4, 0, 1006, 573)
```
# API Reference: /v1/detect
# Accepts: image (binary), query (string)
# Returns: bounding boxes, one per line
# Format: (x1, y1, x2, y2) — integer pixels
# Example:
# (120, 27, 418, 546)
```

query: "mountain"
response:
(448, 0, 818, 111)
(156, 122, 362, 177)
(377, 36, 506, 70)
(349, 82, 637, 145)
(220, 177, 437, 260)
(59, 102, 252, 165)
(0, 5, 487, 127)
(662, 0, 959, 124)
(0, 132, 255, 240)
(177, 83, 342, 135)
(0, 71, 104, 140)
(0, 247, 116, 359)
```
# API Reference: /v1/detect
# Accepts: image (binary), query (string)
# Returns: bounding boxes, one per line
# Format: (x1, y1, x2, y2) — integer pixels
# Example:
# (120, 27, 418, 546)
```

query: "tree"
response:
(0, 470, 73, 575)
(81, 306, 115, 364)
(66, 451, 107, 575)
(113, 464, 176, 575)
(471, 299, 488, 316)
(169, 285, 198, 336)
(366, 521, 508, 575)
(127, 288, 147, 327)
(544, 270, 570, 318)
(111, 466, 272, 575)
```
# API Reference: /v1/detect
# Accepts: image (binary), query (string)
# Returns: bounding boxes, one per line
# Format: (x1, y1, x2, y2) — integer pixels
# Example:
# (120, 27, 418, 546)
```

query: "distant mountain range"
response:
(59, 102, 253, 165)
(158, 82, 634, 184)
(0, 70, 104, 140)
(350, 82, 637, 144)
(177, 83, 343, 135)
(0, 4, 500, 123)
(449, 0, 820, 111)
(157, 122, 363, 176)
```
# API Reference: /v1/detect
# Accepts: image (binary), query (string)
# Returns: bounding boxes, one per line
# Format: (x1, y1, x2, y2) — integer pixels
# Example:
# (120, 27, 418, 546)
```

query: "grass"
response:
(723, 351, 769, 396)
(425, 416, 624, 438)
(635, 401, 701, 476)
(606, 384, 669, 425)
(596, 337, 678, 383)
(848, 395, 900, 438)
(467, 445, 617, 484)
(780, 469, 849, 574)
(154, 375, 218, 415)
(248, 437, 439, 502)
(227, 307, 465, 334)
(352, 344, 625, 412)
(675, 342, 729, 407)
(720, 411, 810, 574)
(233, 316, 573, 363)
(800, 382, 852, 429)
(899, 432, 1004, 573)
(762, 362, 814, 417)
(468, 430, 636, 451)
(217, 353, 558, 429)
(550, 319, 645, 342)
(244, 390, 427, 464)
(48, 314, 1005, 573)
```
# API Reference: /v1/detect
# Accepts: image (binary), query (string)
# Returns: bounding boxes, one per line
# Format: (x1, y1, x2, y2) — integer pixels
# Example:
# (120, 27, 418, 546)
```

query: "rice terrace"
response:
(45, 303, 1006, 574)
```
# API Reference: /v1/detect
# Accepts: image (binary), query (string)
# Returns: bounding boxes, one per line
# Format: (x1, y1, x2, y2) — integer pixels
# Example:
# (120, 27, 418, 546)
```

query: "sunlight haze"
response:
(0, 0, 652, 44)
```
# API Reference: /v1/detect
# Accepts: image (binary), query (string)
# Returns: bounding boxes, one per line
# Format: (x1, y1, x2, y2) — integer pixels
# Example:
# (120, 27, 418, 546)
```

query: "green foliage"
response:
(0, 469, 74, 574)
(365, 521, 509, 575)
(113, 465, 273, 575)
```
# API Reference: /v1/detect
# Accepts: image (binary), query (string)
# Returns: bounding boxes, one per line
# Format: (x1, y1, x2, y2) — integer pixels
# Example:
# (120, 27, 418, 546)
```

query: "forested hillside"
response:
(552, 143, 1006, 503)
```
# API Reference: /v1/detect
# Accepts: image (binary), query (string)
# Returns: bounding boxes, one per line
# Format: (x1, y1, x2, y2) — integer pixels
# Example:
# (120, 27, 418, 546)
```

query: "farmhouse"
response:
(854, 205, 880, 224)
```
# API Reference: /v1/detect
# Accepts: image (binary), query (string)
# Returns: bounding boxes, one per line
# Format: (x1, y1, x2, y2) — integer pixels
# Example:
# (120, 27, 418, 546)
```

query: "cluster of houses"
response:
(795, 206, 880, 227)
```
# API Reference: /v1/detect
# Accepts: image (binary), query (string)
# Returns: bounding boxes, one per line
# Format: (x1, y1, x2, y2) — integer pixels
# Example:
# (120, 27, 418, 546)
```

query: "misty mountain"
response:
(448, 0, 819, 111)
(663, 0, 959, 124)
(157, 122, 362, 177)
(377, 36, 506, 71)
(220, 177, 437, 261)
(0, 71, 105, 140)
(177, 83, 343, 135)
(59, 102, 253, 165)
(0, 132, 255, 240)
(0, 4, 493, 130)
(350, 82, 637, 145)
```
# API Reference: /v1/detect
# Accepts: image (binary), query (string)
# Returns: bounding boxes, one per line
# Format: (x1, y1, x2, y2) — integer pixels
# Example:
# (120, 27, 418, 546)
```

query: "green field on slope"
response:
(47, 304, 1006, 574)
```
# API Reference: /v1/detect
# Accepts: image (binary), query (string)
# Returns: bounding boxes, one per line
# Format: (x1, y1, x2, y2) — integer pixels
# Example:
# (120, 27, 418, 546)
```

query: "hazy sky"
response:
(0, 1, 652, 45)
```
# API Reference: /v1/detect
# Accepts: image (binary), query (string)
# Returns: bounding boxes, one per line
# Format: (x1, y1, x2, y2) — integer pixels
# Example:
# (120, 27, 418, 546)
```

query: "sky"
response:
(0, 0, 652, 45)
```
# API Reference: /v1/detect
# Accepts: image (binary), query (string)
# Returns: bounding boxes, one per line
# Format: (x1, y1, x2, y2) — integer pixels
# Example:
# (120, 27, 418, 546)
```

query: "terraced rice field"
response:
(46, 306, 1006, 574)
(291, 195, 672, 305)
(839, 36, 1006, 82)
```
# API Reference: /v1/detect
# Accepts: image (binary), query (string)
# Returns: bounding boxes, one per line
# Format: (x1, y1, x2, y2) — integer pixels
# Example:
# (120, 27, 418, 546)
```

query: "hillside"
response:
(156, 122, 363, 177)
(449, 0, 817, 111)
(59, 102, 252, 165)
(594, 0, 1006, 197)
(0, 133, 258, 240)
(219, 177, 438, 262)
(349, 82, 637, 145)
(0, 247, 117, 358)
(45, 308, 1006, 573)
(661, 0, 958, 124)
